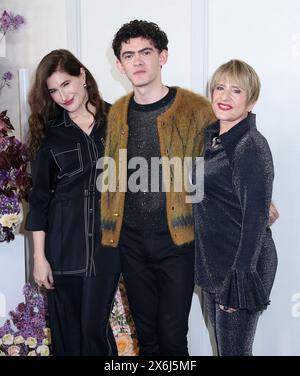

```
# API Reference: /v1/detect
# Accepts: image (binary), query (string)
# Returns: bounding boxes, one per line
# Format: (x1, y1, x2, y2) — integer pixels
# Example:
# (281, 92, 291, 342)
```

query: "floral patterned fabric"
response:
(110, 277, 139, 356)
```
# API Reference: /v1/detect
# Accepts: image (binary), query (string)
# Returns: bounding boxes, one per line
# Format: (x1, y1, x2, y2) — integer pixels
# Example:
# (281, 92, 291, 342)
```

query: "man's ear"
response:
(116, 59, 126, 74)
(159, 50, 168, 67)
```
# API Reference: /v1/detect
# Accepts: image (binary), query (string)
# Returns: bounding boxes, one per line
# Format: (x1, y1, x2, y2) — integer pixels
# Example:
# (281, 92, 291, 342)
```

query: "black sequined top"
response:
(124, 88, 176, 231)
(193, 113, 277, 312)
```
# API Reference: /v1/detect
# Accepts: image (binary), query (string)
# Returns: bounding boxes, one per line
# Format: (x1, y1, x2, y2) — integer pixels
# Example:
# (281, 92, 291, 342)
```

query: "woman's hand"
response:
(33, 255, 54, 289)
(32, 231, 54, 289)
(219, 304, 237, 313)
(269, 202, 279, 226)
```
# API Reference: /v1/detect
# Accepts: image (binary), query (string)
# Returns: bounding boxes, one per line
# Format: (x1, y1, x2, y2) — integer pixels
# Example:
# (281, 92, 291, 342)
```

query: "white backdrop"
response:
(1, 0, 299, 355)
(80, 0, 193, 103)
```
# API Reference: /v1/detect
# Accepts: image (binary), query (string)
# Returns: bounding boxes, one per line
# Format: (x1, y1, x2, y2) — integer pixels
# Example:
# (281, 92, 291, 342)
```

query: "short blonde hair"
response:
(209, 59, 261, 105)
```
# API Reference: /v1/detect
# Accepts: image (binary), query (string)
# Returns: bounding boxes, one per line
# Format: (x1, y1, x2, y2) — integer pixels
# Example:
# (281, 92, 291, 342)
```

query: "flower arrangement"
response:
(0, 10, 25, 42)
(110, 277, 139, 356)
(0, 283, 51, 356)
(0, 110, 31, 242)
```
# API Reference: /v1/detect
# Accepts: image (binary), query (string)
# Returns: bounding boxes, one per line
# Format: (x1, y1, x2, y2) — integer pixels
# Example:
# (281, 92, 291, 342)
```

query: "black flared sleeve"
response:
(217, 133, 274, 312)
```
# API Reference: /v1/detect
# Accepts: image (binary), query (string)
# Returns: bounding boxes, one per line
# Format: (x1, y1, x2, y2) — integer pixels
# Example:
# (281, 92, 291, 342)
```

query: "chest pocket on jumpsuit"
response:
(51, 143, 83, 179)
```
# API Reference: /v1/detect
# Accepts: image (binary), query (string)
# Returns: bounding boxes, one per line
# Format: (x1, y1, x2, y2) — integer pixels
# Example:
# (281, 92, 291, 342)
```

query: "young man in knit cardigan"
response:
(100, 19, 215, 356)
(101, 20, 278, 355)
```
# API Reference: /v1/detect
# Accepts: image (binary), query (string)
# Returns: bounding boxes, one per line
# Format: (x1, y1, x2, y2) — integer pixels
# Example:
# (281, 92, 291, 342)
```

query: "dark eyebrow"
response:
(138, 47, 154, 53)
(121, 50, 134, 58)
(121, 47, 154, 58)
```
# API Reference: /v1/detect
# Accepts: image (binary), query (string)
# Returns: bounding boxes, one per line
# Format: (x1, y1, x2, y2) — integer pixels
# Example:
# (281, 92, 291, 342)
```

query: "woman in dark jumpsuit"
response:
(25, 49, 120, 356)
(193, 60, 277, 356)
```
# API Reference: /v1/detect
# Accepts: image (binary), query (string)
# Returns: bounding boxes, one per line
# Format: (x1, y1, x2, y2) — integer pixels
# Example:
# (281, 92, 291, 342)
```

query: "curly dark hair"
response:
(112, 20, 169, 59)
(27, 49, 104, 160)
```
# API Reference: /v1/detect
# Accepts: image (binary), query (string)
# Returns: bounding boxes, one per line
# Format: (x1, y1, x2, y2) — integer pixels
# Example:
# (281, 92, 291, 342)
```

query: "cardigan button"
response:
(110, 239, 114, 244)
(114, 213, 119, 217)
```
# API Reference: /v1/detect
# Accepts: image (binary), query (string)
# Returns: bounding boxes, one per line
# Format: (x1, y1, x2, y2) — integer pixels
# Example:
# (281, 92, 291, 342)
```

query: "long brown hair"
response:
(27, 49, 104, 160)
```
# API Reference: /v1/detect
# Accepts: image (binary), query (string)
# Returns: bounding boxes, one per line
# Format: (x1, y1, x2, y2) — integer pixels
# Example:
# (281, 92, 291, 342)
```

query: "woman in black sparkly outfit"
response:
(193, 60, 277, 356)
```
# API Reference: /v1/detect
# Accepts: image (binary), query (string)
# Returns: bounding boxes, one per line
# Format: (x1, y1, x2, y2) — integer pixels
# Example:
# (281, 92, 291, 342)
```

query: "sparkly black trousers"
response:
(203, 291, 261, 356)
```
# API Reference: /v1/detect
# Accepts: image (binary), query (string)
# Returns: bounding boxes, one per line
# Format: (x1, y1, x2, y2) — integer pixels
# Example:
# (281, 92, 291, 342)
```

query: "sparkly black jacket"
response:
(26, 105, 120, 276)
(193, 113, 277, 312)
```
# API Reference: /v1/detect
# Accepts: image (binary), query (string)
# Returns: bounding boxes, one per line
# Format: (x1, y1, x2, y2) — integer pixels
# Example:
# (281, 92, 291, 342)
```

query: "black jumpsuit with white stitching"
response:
(26, 105, 120, 355)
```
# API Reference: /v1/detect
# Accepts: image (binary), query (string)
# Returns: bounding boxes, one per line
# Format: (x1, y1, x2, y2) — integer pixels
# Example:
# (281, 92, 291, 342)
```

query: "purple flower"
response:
(12, 14, 25, 30)
(0, 320, 14, 338)
(2, 71, 13, 81)
(0, 10, 25, 36)
(0, 283, 51, 355)
(0, 72, 13, 92)
(0, 112, 31, 243)
(0, 11, 11, 33)
(0, 194, 19, 214)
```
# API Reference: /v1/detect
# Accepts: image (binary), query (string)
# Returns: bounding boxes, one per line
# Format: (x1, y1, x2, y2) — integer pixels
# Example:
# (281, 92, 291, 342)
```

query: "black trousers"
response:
(203, 291, 261, 356)
(47, 272, 120, 356)
(119, 224, 195, 356)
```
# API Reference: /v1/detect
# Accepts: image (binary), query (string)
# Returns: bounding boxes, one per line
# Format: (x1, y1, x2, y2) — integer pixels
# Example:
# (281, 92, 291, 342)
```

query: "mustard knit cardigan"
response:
(101, 87, 215, 247)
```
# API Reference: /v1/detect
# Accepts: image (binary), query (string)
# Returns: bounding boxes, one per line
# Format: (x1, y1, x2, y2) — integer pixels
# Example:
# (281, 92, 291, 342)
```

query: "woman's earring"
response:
(83, 83, 87, 88)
